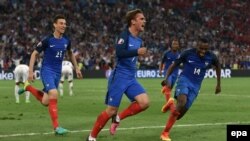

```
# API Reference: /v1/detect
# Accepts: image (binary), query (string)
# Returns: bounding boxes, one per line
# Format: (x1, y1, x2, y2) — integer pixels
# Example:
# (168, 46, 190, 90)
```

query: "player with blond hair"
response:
(86, 9, 149, 141)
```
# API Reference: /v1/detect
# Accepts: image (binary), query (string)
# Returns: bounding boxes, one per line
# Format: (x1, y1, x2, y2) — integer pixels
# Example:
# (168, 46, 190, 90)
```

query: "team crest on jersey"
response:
(177, 54, 180, 58)
(36, 41, 42, 48)
(117, 38, 124, 44)
(64, 44, 67, 49)
(205, 62, 209, 66)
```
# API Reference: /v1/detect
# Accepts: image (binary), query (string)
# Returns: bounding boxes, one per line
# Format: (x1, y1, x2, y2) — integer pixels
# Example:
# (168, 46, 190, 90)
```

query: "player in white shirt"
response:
(59, 60, 74, 96)
(13, 64, 30, 103)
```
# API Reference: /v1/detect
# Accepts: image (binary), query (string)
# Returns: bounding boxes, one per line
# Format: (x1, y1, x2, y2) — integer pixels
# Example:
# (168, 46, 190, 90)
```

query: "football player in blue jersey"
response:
(19, 15, 82, 135)
(86, 9, 149, 141)
(159, 38, 180, 102)
(160, 37, 221, 141)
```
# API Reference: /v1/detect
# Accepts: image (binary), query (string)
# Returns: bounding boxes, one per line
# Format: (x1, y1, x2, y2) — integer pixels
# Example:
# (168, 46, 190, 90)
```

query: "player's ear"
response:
(53, 23, 56, 29)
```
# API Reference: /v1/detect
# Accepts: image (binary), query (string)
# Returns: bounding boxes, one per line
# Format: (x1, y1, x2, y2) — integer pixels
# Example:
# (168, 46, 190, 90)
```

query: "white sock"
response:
(88, 135, 96, 140)
(25, 91, 30, 102)
(59, 82, 63, 96)
(115, 115, 120, 122)
(15, 85, 19, 103)
(69, 82, 73, 96)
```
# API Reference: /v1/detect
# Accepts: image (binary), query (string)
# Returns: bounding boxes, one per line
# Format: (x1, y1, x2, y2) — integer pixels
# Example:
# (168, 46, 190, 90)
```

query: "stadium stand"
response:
(0, 0, 249, 71)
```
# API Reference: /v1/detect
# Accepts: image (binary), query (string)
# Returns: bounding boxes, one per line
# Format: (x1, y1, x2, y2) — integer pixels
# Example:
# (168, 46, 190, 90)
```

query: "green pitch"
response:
(0, 78, 249, 141)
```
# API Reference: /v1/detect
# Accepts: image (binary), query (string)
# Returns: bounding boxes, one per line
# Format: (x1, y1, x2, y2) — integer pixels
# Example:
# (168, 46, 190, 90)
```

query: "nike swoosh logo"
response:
(188, 60, 194, 63)
(129, 44, 133, 47)
(50, 45, 55, 47)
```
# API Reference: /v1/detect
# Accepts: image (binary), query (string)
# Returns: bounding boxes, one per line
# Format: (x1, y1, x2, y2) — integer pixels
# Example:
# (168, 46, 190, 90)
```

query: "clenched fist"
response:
(137, 47, 147, 55)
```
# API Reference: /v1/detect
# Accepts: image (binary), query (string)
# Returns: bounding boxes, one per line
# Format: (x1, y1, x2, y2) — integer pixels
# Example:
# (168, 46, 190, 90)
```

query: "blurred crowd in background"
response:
(1, 0, 250, 72)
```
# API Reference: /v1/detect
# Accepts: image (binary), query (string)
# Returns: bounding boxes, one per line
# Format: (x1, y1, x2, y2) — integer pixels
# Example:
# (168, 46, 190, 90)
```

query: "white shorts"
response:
(61, 65, 73, 81)
(14, 65, 29, 83)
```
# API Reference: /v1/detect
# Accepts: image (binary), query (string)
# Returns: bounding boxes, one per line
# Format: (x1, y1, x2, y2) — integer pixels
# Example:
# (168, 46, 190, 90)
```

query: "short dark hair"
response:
(199, 36, 209, 43)
(126, 9, 143, 27)
(53, 14, 66, 23)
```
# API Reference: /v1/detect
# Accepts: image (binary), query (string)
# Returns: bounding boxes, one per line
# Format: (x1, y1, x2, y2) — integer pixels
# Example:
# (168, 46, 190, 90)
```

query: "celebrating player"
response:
(86, 9, 149, 141)
(160, 37, 221, 141)
(13, 64, 30, 103)
(159, 38, 180, 102)
(59, 60, 74, 96)
(19, 15, 82, 135)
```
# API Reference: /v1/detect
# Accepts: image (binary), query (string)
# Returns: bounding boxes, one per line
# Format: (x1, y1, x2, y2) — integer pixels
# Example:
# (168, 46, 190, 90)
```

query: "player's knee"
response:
(178, 102, 186, 109)
(177, 96, 187, 108)
(176, 108, 188, 120)
(107, 111, 117, 117)
(41, 100, 49, 106)
(177, 113, 185, 120)
(139, 100, 150, 110)
(136, 94, 150, 109)
(106, 107, 118, 117)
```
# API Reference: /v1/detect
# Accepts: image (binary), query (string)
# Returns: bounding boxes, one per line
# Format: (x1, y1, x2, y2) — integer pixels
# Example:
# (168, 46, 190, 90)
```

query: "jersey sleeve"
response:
(174, 50, 188, 66)
(65, 35, 71, 51)
(35, 37, 49, 53)
(115, 31, 138, 58)
(161, 51, 169, 63)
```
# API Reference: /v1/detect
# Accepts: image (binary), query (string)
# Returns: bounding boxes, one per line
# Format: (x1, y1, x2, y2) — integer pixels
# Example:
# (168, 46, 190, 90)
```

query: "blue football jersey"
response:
(175, 48, 219, 85)
(115, 29, 142, 78)
(162, 50, 180, 75)
(35, 34, 71, 74)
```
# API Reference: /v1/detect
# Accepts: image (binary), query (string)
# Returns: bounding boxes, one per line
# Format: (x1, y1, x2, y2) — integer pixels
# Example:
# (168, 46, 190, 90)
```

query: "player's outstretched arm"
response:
(67, 50, 83, 79)
(75, 68, 83, 79)
(159, 64, 164, 76)
(215, 65, 221, 94)
(161, 63, 176, 86)
(165, 63, 176, 80)
(28, 50, 39, 82)
(159, 59, 165, 76)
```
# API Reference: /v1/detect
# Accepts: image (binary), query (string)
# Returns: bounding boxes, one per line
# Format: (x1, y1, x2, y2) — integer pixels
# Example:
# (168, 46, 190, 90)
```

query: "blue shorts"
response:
(105, 74, 146, 107)
(174, 76, 201, 109)
(165, 73, 178, 88)
(40, 69, 61, 93)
